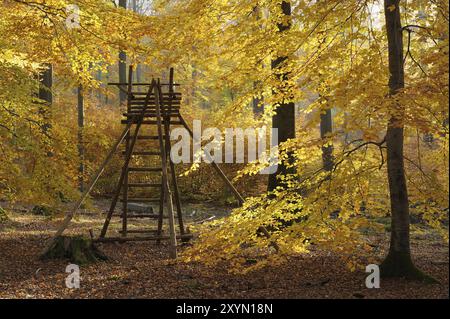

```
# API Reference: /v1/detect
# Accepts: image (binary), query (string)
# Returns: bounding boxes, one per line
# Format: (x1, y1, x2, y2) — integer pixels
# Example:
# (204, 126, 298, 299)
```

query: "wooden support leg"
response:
(163, 116, 185, 235)
(155, 80, 177, 259)
(157, 184, 165, 244)
(169, 156, 185, 234)
(122, 131, 130, 237)
(178, 115, 244, 205)
(163, 179, 177, 258)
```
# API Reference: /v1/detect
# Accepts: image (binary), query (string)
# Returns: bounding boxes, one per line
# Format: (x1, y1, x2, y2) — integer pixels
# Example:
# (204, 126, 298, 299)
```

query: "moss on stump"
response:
(380, 251, 438, 284)
(41, 236, 107, 265)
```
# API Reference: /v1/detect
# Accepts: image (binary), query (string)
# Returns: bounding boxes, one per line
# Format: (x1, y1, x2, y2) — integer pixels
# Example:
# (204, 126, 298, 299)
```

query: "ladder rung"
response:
(121, 120, 183, 125)
(127, 103, 181, 112)
(128, 104, 181, 109)
(124, 151, 161, 156)
(128, 106, 181, 111)
(130, 92, 182, 96)
(131, 92, 181, 100)
(128, 183, 162, 188)
(129, 102, 181, 105)
(129, 100, 181, 104)
(128, 109, 181, 113)
(128, 167, 162, 172)
(121, 198, 161, 203)
(118, 214, 165, 219)
(128, 107, 180, 111)
(118, 229, 159, 234)
(124, 113, 179, 118)
(128, 135, 166, 140)
(96, 233, 193, 242)
(129, 98, 181, 102)
(108, 82, 181, 88)
(126, 110, 179, 114)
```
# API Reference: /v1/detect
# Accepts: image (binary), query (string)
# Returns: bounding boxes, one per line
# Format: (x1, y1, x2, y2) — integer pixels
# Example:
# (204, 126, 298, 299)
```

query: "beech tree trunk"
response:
(38, 63, 53, 134)
(380, 0, 432, 281)
(132, 0, 142, 86)
(95, 69, 103, 103)
(268, 1, 296, 192)
(320, 107, 333, 172)
(118, 0, 127, 105)
(77, 85, 85, 192)
(252, 5, 264, 117)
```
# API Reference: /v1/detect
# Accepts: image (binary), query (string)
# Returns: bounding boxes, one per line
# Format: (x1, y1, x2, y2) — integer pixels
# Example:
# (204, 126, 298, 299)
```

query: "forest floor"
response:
(0, 200, 448, 299)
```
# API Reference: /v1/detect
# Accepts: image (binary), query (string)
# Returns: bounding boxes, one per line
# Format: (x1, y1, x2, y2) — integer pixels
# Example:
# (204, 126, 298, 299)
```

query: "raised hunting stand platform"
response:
(42, 66, 244, 259)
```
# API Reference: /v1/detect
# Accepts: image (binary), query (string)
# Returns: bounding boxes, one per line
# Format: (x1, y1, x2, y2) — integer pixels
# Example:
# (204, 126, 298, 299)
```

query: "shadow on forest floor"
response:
(0, 201, 448, 299)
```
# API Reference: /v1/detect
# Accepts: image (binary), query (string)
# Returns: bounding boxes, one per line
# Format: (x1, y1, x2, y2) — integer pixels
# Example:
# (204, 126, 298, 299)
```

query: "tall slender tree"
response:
(380, 0, 433, 281)
(38, 64, 53, 134)
(132, 0, 142, 85)
(95, 69, 103, 103)
(320, 106, 333, 172)
(252, 5, 264, 117)
(268, 1, 296, 192)
(118, 0, 127, 105)
(77, 85, 85, 192)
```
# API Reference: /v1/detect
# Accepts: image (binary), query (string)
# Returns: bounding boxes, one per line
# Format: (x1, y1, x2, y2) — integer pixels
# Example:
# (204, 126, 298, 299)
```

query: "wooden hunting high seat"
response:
(99, 67, 190, 248)
(47, 65, 244, 260)
(42, 66, 245, 259)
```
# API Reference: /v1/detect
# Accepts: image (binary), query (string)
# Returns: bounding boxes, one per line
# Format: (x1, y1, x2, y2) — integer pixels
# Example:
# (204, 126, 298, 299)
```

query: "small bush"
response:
(31, 205, 55, 217)
(0, 207, 9, 223)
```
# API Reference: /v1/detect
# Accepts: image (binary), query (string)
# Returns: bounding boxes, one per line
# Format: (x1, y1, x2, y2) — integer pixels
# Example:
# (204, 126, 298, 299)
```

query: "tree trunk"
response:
(136, 65, 142, 82)
(95, 69, 103, 103)
(252, 5, 264, 117)
(320, 107, 333, 172)
(380, 0, 434, 282)
(77, 85, 85, 192)
(118, 0, 127, 105)
(38, 63, 53, 134)
(105, 66, 110, 105)
(132, 0, 142, 87)
(268, 1, 296, 192)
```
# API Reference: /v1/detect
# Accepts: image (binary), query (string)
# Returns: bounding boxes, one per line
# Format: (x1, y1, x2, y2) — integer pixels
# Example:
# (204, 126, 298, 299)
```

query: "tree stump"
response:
(41, 236, 107, 265)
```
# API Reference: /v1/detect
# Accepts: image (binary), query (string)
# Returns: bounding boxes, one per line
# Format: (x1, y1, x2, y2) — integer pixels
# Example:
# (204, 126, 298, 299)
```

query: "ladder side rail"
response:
(177, 116, 245, 205)
(164, 68, 185, 234)
(122, 66, 135, 236)
(126, 65, 134, 113)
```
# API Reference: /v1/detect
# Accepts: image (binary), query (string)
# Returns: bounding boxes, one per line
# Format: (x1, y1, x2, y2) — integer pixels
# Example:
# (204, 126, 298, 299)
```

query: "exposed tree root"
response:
(380, 251, 439, 284)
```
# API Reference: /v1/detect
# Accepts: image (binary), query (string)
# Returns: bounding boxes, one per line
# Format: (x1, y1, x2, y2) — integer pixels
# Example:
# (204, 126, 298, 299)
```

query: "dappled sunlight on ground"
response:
(0, 201, 448, 299)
